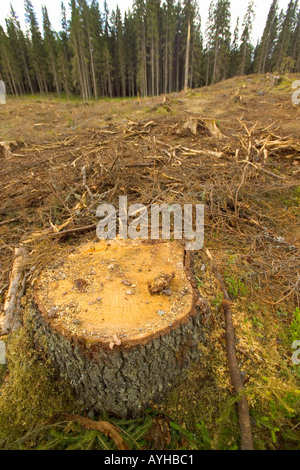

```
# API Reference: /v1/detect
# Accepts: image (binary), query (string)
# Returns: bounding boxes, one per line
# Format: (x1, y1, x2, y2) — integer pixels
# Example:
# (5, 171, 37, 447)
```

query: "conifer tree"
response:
(229, 17, 239, 77)
(24, 0, 48, 94)
(1, 0, 298, 99)
(133, 0, 147, 97)
(42, 6, 60, 96)
(205, 0, 231, 84)
(272, 0, 299, 72)
(291, 9, 300, 71)
(239, 0, 255, 76)
(57, 2, 72, 99)
(255, 0, 278, 74)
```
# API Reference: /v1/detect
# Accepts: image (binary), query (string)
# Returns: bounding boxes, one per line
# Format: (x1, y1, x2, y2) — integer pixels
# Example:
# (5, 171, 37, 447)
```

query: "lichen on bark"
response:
(29, 300, 208, 418)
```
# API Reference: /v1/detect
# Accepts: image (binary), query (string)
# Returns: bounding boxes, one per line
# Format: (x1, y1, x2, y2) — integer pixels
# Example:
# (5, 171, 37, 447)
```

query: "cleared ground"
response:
(0, 73, 299, 450)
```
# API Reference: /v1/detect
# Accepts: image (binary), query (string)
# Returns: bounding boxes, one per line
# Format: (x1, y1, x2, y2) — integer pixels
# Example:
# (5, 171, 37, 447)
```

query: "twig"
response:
(240, 160, 286, 181)
(123, 162, 157, 168)
(0, 217, 20, 227)
(262, 274, 300, 305)
(49, 223, 97, 238)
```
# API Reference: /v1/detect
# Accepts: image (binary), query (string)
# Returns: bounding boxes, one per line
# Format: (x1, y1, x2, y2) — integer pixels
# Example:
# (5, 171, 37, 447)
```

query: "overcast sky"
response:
(0, 0, 292, 44)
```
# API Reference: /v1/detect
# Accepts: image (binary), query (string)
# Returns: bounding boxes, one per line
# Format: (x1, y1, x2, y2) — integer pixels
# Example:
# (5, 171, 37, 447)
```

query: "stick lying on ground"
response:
(1, 246, 28, 335)
(205, 248, 254, 451)
(64, 414, 129, 450)
(0, 217, 20, 227)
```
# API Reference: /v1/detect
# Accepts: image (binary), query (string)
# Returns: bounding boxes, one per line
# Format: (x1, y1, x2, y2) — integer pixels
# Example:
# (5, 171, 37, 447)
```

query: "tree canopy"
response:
(0, 0, 299, 98)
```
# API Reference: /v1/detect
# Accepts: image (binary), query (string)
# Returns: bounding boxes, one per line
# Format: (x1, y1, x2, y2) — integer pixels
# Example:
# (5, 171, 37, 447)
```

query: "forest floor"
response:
(0, 73, 299, 450)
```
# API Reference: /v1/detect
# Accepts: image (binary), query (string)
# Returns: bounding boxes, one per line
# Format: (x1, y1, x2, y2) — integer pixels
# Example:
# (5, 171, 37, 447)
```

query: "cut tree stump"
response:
(30, 239, 208, 418)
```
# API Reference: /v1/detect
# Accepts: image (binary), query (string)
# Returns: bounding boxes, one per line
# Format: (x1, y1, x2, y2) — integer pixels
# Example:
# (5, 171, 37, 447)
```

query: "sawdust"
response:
(34, 239, 194, 344)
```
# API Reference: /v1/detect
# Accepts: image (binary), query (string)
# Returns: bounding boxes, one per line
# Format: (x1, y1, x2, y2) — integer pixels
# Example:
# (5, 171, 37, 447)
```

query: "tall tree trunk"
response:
(212, 28, 219, 84)
(151, 33, 155, 96)
(206, 53, 210, 86)
(73, 33, 85, 99)
(4, 51, 19, 96)
(184, 20, 191, 92)
(88, 34, 97, 99)
(156, 40, 159, 95)
(164, 28, 168, 94)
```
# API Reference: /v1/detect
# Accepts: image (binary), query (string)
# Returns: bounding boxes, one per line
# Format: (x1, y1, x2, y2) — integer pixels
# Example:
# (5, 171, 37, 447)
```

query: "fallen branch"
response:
(49, 223, 97, 239)
(123, 162, 157, 168)
(262, 274, 300, 305)
(0, 217, 20, 227)
(240, 160, 286, 180)
(205, 248, 254, 451)
(1, 246, 28, 335)
(180, 146, 223, 158)
(64, 414, 129, 450)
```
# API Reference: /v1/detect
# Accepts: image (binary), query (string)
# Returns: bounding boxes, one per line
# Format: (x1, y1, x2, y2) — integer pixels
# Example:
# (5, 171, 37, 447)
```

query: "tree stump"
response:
(30, 239, 208, 418)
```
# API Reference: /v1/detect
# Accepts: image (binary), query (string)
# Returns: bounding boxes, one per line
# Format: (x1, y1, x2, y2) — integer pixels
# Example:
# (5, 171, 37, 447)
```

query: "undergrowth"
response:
(0, 318, 80, 447)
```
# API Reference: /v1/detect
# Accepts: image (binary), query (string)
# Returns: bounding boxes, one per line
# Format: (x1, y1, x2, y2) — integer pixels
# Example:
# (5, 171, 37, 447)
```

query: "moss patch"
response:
(0, 306, 81, 448)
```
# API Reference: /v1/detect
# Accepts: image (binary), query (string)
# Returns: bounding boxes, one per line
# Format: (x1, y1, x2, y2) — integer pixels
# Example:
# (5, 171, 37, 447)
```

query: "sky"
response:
(0, 0, 292, 44)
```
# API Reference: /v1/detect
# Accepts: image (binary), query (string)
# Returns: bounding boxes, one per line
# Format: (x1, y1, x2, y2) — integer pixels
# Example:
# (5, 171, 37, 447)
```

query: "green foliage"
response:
(290, 307, 300, 343)
(195, 276, 204, 288)
(292, 187, 300, 207)
(225, 274, 248, 298)
(281, 186, 300, 210)
(7, 415, 154, 450)
(0, 364, 6, 387)
(1, 0, 300, 98)
(250, 378, 300, 450)
(212, 292, 224, 311)
(169, 420, 212, 450)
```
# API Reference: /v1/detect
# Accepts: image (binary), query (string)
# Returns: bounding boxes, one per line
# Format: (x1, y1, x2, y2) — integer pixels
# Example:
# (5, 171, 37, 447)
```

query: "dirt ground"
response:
(0, 73, 299, 449)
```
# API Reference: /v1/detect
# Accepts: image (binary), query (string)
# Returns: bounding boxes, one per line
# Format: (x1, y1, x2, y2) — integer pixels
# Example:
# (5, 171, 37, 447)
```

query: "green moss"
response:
(160, 363, 241, 450)
(281, 186, 300, 209)
(225, 274, 248, 298)
(0, 309, 80, 447)
(155, 106, 169, 114)
(290, 308, 300, 343)
(0, 365, 6, 387)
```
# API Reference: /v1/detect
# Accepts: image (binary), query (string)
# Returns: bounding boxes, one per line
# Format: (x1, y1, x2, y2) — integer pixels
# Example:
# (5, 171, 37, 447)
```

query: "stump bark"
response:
(30, 239, 208, 418)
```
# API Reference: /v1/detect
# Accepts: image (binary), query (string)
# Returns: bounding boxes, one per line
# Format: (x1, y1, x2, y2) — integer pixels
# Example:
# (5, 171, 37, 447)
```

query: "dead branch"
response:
(240, 160, 287, 180)
(64, 414, 129, 450)
(123, 162, 157, 168)
(49, 223, 97, 239)
(0, 217, 20, 227)
(1, 246, 28, 335)
(205, 248, 254, 451)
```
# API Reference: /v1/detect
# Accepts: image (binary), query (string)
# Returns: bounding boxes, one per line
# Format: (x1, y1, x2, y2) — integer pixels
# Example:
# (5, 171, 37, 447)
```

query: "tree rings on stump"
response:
(31, 239, 207, 418)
